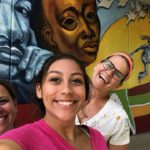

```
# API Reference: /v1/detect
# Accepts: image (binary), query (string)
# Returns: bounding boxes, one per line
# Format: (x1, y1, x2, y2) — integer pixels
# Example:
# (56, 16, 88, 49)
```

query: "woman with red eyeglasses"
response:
(77, 52, 133, 150)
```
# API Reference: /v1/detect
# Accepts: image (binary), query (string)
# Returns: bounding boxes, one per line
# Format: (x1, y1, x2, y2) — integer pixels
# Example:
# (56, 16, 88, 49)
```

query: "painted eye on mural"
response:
(85, 11, 97, 24)
(15, 1, 31, 18)
(16, 6, 31, 17)
(61, 17, 78, 31)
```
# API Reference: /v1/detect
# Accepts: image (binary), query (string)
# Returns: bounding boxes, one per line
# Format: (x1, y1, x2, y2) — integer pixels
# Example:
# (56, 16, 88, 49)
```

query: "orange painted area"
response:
(131, 104, 150, 118)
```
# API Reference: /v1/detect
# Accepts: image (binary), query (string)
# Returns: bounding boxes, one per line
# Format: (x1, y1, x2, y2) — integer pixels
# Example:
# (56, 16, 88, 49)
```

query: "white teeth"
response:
(99, 74, 109, 84)
(57, 101, 73, 106)
(0, 117, 5, 123)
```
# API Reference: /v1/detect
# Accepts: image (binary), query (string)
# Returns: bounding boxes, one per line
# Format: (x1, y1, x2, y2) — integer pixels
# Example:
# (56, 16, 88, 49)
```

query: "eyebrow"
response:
(62, 7, 79, 16)
(47, 71, 83, 76)
(0, 96, 10, 100)
(107, 59, 125, 76)
(62, 3, 91, 15)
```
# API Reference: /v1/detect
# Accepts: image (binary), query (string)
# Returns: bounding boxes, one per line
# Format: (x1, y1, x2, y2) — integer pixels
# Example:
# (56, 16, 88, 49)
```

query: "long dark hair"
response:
(0, 79, 16, 101)
(35, 54, 91, 117)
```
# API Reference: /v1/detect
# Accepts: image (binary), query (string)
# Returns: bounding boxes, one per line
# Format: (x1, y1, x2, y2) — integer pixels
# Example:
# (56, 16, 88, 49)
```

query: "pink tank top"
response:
(0, 119, 108, 150)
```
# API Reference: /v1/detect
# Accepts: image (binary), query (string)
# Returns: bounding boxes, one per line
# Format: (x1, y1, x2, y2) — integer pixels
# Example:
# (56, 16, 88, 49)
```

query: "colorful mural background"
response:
(0, 0, 149, 134)
(87, 0, 150, 134)
(0, 0, 53, 103)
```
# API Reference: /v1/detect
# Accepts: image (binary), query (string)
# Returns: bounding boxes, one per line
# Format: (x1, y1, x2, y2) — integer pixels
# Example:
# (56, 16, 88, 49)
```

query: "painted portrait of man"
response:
(0, 0, 53, 103)
(31, 0, 100, 66)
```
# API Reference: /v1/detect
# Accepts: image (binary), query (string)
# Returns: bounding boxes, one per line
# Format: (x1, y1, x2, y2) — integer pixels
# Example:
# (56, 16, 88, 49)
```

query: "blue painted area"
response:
(97, 0, 131, 37)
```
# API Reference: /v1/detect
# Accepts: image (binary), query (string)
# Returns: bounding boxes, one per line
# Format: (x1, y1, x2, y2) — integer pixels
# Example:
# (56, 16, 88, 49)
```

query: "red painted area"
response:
(15, 103, 40, 127)
(134, 114, 150, 133)
(128, 82, 150, 96)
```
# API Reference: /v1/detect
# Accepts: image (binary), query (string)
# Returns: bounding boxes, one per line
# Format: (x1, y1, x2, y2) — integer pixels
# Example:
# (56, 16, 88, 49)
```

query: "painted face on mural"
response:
(0, 0, 53, 103)
(0, 0, 32, 57)
(42, 0, 100, 66)
(0, 0, 32, 77)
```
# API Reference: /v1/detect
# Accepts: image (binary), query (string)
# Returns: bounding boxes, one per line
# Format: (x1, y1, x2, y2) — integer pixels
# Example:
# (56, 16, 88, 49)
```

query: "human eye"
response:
(114, 71, 124, 80)
(71, 77, 84, 85)
(49, 77, 61, 84)
(61, 17, 78, 31)
(15, 1, 32, 18)
(0, 99, 9, 105)
(86, 12, 97, 23)
(104, 60, 113, 69)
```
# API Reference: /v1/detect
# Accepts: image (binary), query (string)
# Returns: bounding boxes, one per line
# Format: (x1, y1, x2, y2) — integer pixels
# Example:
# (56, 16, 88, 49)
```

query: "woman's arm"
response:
(0, 139, 22, 150)
(109, 144, 128, 150)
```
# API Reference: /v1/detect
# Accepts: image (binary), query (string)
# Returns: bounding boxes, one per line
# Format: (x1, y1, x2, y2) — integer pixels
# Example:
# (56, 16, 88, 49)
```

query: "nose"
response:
(61, 83, 73, 96)
(106, 69, 115, 78)
(11, 11, 24, 44)
(80, 18, 95, 39)
(0, 4, 23, 45)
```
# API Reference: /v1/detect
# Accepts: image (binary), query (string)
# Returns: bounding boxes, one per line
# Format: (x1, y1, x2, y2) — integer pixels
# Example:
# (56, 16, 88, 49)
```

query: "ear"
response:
(36, 83, 42, 99)
(42, 26, 57, 47)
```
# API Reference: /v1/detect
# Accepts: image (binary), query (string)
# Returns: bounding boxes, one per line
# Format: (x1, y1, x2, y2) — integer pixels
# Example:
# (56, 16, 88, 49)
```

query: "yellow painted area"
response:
(131, 104, 150, 118)
(87, 15, 150, 89)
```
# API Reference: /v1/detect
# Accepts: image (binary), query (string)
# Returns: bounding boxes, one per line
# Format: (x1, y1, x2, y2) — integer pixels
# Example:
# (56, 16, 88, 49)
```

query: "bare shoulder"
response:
(0, 139, 21, 150)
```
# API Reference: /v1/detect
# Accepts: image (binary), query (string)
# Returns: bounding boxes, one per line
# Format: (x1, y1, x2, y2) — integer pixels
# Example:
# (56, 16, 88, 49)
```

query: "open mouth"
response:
(99, 73, 109, 84)
(0, 116, 6, 123)
(54, 100, 77, 106)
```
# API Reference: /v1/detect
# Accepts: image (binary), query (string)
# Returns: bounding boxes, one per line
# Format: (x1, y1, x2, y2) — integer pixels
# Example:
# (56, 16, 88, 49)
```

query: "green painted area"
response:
(111, 89, 136, 134)
(112, 88, 150, 134)
(128, 92, 150, 105)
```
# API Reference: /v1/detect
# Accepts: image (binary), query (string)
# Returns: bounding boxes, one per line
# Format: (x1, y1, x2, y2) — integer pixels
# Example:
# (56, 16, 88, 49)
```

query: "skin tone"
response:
(92, 56, 128, 93)
(0, 59, 91, 150)
(37, 59, 86, 123)
(78, 55, 129, 150)
(0, 85, 17, 135)
(41, 0, 100, 66)
(36, 59, 91, 149)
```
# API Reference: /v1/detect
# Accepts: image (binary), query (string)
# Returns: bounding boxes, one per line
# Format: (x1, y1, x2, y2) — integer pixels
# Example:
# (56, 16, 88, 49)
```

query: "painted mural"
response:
(86, 0, 150, 134)
(0, 0, 53, 103)
(0, 0, 149, 133)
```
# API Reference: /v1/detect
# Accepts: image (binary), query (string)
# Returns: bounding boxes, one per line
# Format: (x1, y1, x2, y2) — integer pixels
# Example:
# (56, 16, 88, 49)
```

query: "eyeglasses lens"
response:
(103, 59, 124, 81)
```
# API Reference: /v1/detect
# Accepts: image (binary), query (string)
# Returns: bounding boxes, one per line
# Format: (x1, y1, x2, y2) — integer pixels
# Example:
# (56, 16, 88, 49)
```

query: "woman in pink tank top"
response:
(0, 54, 108, 150)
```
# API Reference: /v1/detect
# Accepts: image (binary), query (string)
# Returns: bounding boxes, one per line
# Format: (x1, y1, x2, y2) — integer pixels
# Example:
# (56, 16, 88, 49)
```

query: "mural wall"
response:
(87, 0, 150, 134)
(0, 0, 149, 134)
